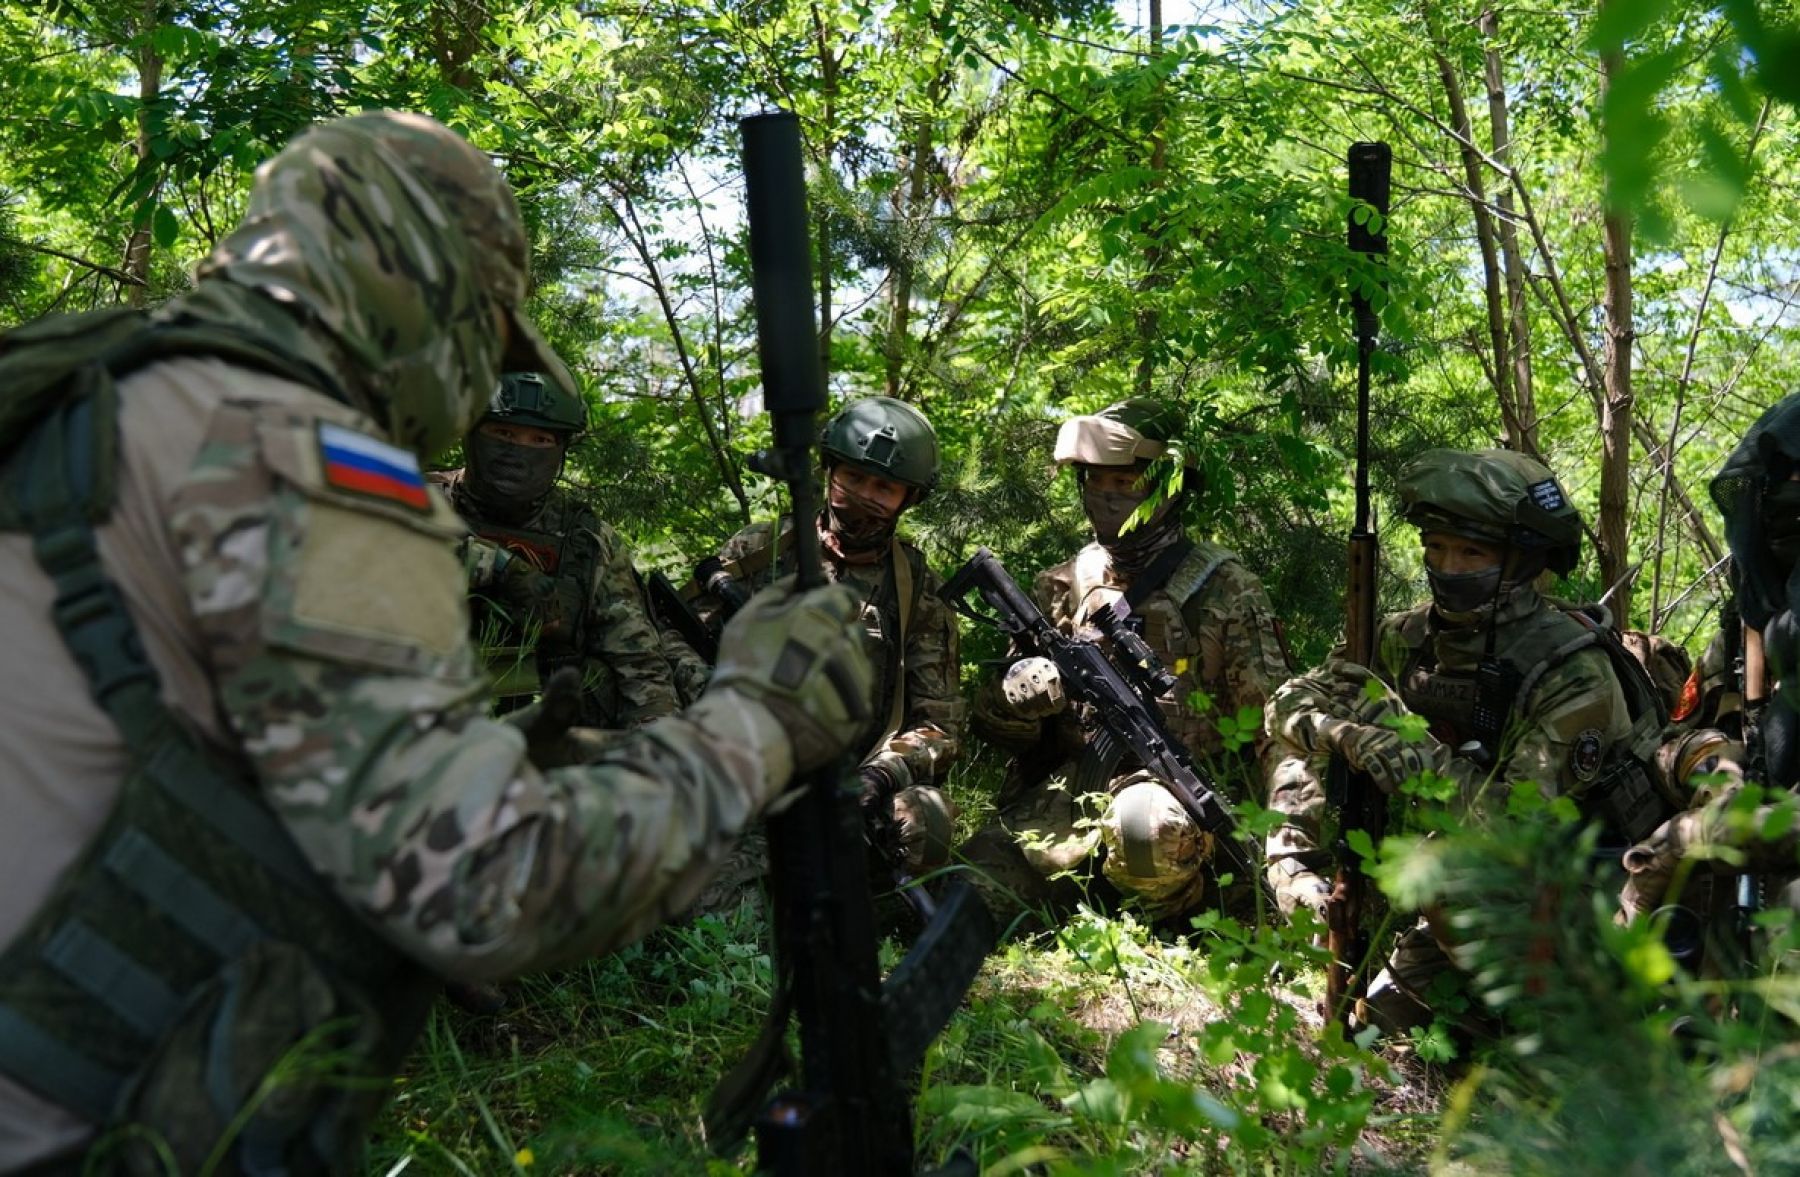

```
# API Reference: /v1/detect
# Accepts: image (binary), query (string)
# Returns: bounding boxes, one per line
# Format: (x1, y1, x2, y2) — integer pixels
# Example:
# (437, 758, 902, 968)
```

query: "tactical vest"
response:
(0, 311, 435, 1173)
(1063, 540, 1234, 759)
(1391, 599, 1680, 845)
(456, 487, 602, 709)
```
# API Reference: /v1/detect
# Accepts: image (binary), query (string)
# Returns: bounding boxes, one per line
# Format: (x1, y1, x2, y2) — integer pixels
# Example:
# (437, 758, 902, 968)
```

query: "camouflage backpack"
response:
(0, 308, 433, 1174)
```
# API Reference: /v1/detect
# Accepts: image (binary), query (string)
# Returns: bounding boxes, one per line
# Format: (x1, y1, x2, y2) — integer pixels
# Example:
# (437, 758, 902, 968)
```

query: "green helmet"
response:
(819, 396, 939, 498)
(1053, 398, 1192, 467)
(485, 371, 587, 437)
(1398, 448, 1582, 575)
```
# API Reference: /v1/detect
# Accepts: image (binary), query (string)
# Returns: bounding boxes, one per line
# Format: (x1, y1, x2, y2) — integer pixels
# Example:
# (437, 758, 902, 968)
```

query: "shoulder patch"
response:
(1570, 727, 1604, 782)
(318, 422, 430, 511)
(1527, 478, 1566, 512)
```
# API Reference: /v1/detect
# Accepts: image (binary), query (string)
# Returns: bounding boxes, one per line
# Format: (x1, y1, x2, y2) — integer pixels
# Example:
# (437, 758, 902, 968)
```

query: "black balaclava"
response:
(466, 429, 565, 524)
(825, 464, 905, 555)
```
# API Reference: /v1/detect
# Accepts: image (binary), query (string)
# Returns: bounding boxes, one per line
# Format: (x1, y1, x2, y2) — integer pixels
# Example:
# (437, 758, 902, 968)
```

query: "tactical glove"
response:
(1322, 720, 1438, 793)
(708, 581, 875, 773)
(1001, 655, 1067, 720)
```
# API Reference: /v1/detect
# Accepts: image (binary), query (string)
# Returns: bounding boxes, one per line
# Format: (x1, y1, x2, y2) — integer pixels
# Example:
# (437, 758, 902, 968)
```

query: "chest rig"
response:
(460, 488, 601, 705)
(1393, 600, 1678, 845)
(0, 315, 434, 1173)
(1066, 541, 1233, 760)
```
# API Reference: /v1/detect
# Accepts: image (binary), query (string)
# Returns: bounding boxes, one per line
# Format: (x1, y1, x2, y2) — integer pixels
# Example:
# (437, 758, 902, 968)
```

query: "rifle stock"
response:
(1326, 141, 1391, 1026)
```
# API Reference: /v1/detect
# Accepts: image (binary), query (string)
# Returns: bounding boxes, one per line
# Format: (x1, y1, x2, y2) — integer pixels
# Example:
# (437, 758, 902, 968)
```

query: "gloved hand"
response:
(1618, 825, 1681, 923)
(859, 762, 900, 807)
(505, 666, 608, 768)
(1001, 655, 1067, 721)
(709, 581, 875, 773)
(1318, 720, 1437, 793)
(1282, 870, 1333, 924)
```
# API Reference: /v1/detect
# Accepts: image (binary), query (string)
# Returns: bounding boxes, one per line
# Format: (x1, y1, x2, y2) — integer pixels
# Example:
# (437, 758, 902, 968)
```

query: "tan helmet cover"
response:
(1053, 414, 1168, 467)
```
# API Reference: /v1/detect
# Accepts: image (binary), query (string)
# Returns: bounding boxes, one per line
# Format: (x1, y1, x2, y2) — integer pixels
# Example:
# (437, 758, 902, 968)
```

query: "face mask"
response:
(1765, 482, 1800, 574)
(827, 482, 900, 552)
(1083, 486, 1147, 544)
(1426, 565, 1504, 615)
(469, 431, 562, 509)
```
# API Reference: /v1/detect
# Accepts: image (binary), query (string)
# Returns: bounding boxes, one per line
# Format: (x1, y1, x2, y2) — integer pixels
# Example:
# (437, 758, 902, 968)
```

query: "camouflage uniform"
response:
(710, 512, 963, 873)
(1266, 449, 1667, 1037)
(961, 400, 1291, 929)
(0, 112, 872, 1172)
(432, 467, 686, 728)
(695, 397, 963, 913)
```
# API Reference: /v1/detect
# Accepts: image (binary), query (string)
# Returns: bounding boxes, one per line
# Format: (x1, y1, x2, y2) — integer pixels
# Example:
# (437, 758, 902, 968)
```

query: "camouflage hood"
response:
(193, 111, 575, 460)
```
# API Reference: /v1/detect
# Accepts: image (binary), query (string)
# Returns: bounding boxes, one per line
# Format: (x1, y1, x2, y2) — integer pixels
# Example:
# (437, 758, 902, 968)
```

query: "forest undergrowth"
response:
(366, 745, 1800, 1177)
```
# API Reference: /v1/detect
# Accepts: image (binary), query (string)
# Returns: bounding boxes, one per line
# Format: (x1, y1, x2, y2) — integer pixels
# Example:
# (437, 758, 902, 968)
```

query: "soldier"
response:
(959, 398, 1292, 930)
(432, 371, 703, 727)
(1621, 395, 1800, 929)
(1265, 448, 1673, 1036)
(0, 111, 873, 1172)
(698, 396, 962, 892)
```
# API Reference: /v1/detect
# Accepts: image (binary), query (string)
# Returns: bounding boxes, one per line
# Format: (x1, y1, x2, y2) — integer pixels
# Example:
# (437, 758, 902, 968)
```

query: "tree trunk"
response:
(1134, 0, 1165, 397)
(122, 0, 164, 307)
(1597, 34, 1636, 621)
(1480, 6, 1536, 452)
(1422, 0, 1517, 444)
(886, 74, 943, 398)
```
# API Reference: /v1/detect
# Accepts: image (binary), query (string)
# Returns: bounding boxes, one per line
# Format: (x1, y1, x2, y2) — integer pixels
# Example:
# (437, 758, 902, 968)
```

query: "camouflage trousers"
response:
(686, 784, 955, 919)
(956, 763, 1215, 934)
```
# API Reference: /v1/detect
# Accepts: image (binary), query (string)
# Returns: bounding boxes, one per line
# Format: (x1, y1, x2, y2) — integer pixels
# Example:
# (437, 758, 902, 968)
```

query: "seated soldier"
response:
(693, 396, 963, 910)
(959, 398, 1292, 932)
(1623, 395, 1800, 943)
(1265, 448, 1674, 1038)
(432, 372, 693, 728)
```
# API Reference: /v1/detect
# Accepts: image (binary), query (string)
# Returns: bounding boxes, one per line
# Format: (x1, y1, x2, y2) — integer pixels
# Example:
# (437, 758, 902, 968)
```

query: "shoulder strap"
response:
(1122, 539, 1197, 612)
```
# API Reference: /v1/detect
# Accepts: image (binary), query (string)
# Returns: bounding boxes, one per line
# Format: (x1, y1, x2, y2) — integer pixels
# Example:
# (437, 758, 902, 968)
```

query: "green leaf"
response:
(152, 204, 178, 249)
(1585, 0, 1672, 52)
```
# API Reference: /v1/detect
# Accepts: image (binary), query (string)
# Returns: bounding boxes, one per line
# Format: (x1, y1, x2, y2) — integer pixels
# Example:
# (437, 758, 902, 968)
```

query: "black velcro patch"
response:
(1528, 478, 1566, 511)
(773, 637, 815, 690)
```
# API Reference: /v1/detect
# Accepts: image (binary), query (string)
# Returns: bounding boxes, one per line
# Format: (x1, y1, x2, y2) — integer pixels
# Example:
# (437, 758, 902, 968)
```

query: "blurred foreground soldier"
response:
(432, 371, 702, 727)
(695, 396, 963, 905)
(1266, 448, 1675, 1037)
(960, 399, 1291, 930)
(1622, 394, 1800, 931)
(0, 111, 874, 1173)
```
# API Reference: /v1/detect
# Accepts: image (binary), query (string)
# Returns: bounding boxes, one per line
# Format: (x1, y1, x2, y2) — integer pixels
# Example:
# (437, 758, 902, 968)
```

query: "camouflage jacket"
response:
(972, 538, 1292, 802)
(1264, 587, 1636, 907)
(710, 516, 963, 790)
(431, 468, 681, 729)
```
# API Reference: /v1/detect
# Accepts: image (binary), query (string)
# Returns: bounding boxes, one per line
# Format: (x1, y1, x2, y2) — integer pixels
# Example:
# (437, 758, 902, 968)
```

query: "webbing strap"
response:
(43, 922, 183, 1039)
(1122, 540, 1195, 613)
(104, 830, 265, 961)
(0, 1008, 122, 1123)
(146, 737, 325, 897)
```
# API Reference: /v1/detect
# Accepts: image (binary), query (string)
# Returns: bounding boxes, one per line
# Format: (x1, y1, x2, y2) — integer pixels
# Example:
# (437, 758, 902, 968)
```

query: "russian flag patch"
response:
(317, 422, 431, 512)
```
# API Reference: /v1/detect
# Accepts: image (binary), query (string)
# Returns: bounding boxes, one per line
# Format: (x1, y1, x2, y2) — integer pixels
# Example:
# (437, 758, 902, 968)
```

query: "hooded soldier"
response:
(1621, 394, 1800, 928)
(431, 371, 705, 727)
(0, 111, 874, 1172)
(1264, 447, 1672, 1036)
(958, 398, 1292, 931)
(694, 395, 963, 898)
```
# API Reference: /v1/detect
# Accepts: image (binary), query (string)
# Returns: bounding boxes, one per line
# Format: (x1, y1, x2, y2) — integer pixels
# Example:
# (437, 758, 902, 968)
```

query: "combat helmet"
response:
(1398, 448, 1582, 575)
(819, 396, 939, 500)
(486, 371, 587, 439)
(1053, 398, 1194, 469)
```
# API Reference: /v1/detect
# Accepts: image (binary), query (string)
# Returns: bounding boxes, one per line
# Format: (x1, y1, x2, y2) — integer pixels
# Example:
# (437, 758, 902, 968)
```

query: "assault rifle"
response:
(644, 567, 719, 664)
(704, 110, 991, 1177)
(1325, 141, 1392, 1026)
(940, 547, 1264, 893)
